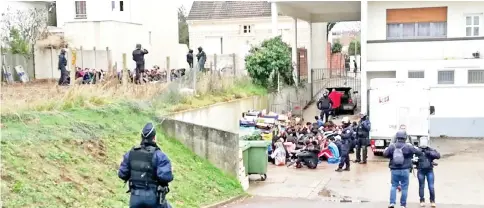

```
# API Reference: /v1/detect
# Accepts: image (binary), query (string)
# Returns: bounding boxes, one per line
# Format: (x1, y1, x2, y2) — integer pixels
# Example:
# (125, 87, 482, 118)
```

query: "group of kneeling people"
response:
(268, 116, 362, 172)
(268, 117, 441, 208)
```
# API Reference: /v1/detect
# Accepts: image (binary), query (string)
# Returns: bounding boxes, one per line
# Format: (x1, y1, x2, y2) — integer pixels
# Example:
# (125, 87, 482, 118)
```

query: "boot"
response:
(359, 161, 367, 164)
(431, 202, 436, 207)
(354, 160, 361, 163)
(335, 168, 343, 172)
(343, 167, 350, 171)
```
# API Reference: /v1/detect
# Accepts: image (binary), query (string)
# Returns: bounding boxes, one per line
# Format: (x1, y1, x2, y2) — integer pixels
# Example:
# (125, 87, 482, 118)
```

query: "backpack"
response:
(392, 144, 405, 165)
(417, 150, 432, 169)
(318, 98, 331, 110)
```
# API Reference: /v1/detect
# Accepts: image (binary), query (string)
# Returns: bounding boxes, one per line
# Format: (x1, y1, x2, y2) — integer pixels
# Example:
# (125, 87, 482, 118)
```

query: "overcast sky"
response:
(179, 1, 360, 32)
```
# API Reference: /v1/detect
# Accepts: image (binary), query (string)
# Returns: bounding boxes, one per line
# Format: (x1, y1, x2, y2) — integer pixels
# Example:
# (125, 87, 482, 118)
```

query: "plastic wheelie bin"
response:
(239, 141, 250, 175)
(246, 140, 270, 181)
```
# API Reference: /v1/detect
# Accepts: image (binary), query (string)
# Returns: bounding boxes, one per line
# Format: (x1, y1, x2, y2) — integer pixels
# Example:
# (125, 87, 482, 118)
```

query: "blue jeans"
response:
(418, 169, 435, 202)
(390, 169, 410, 206)
(130, 189, 171, 208)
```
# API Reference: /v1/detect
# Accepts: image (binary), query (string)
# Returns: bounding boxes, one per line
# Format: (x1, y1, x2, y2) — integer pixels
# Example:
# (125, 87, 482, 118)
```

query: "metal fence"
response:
(1, 46, 113, 82)
(205, 53, 247, 77)
(311, 68, 362, 109)
(267, 82, 313, 117)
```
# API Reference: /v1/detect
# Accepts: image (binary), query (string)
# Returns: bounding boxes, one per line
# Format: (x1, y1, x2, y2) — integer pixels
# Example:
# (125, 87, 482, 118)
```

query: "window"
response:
(408, 70, 425, 78)
(465, 15, 481, 37)
(387, 22, 447, 39)
(386, 7, 447, 39)
(119, 1, 124, 11)
(75, 1, 87, 19)
(438, 70, 454, 84)
(243, 25, 252, 34)
(468, 70, 484, 84)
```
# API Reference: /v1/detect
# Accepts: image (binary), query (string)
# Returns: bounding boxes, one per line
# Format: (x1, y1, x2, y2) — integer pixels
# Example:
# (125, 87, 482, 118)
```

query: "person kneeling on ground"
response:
(322, 137, 340, 164)
(271, 141, 287, 166)
(295, 139, 320, 169)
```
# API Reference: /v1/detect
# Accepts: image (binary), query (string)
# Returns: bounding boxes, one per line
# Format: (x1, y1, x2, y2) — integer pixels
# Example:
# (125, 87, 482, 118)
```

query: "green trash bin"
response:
(239, 141, 250, 176)
(247, 140, 270, 181)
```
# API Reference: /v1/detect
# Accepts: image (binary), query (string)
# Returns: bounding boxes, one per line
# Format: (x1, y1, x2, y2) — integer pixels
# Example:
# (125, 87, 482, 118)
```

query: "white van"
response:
(367, 78, 433, 156)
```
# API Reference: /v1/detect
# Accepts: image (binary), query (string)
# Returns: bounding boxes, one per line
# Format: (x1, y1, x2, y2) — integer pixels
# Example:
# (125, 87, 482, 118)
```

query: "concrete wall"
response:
(169, 96, 269, 133)
(36, 47, 111, 79)
(159, 118, 240, 176)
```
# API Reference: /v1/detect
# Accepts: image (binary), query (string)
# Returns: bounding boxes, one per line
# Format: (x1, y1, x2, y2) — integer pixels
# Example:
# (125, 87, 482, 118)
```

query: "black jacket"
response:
(132, 49, 149, 64)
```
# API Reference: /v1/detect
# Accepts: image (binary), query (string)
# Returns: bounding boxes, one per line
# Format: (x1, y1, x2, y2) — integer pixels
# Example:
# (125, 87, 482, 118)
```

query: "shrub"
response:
(245, 36, 294, 90)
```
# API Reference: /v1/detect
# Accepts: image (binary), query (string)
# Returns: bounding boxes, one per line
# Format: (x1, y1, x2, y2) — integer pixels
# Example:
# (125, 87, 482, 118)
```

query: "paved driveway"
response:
(230, 138, 484, 207)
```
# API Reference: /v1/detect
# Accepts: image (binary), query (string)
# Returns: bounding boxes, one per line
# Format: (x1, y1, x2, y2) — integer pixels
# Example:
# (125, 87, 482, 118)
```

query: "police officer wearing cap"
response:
(355, 113, 371, 164)
(118, 123, 173, 208)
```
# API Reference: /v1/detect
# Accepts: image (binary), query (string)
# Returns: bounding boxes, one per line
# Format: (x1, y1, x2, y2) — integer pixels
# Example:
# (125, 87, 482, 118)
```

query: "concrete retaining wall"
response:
(169, 96, 269, 133)
(159, 118, 240, 176)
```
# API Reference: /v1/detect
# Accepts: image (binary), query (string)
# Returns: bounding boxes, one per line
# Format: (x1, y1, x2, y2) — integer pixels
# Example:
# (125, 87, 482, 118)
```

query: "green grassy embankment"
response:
(1, 80, 266, 208)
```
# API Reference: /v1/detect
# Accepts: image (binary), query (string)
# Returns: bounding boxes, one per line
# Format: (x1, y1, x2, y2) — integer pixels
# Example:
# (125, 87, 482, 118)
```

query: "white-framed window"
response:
(437, 70, 454, 84)
(465, 14, 482, 37)
(242, 25, 252, 34)
(75, 1, 87, 19)
(387, 22, 447, 39)
(408, 70, 425, 78)
(468, 70, 484, 84)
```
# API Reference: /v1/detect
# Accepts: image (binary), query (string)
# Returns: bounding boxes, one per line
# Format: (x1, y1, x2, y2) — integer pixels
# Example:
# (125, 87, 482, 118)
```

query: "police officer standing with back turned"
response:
(132, 44, 149, 84)
(335, 117, 353, 172)
(118, 123, 173, 208)
(355, 113, 371, 164)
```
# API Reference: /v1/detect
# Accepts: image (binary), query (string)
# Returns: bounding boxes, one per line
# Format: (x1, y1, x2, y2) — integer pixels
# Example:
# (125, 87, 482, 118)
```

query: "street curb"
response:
(201, 193, 249, 208)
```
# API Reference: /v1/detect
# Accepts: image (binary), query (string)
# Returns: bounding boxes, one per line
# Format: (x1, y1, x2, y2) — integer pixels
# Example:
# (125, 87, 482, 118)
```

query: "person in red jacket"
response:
(328, 89, 343, 117)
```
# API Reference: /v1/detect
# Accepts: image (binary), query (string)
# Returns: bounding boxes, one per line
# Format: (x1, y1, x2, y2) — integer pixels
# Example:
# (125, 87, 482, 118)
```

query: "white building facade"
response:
(365, 1, 484, 137)
(55, 0, 181, 70)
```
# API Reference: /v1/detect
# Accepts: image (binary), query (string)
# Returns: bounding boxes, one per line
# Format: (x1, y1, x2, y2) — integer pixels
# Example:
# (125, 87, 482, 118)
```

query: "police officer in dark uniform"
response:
(132, 44, 149, 84)
(335, 117, 353, 172)
(355, 113, 371, 164)
(118, 123, 173, 208)
(58, 48, 68, 85)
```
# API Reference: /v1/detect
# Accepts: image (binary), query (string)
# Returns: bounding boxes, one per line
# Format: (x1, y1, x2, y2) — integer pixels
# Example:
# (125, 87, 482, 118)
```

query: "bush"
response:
(331, 41, 343, 54)
(245, 36, 294, 90)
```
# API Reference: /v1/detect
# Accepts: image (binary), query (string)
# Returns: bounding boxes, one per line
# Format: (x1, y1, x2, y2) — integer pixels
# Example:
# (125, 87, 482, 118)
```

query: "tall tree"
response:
(1, 7, 48, 60)
(178, 6, 189, 45)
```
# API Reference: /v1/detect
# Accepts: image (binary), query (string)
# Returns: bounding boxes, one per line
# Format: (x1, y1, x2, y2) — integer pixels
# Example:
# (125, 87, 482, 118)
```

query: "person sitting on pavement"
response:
(319, 136, 340, 164)
(315, 116, 324, 128)
(295, 138, 321, 169)
(383, 130, 422, 208)
(271, 140, 287, 166)
(415, 137, 440, 208)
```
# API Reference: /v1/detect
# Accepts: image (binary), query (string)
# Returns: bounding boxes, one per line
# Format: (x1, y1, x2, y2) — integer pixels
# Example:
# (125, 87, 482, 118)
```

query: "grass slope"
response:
(1, 103, 243, 207)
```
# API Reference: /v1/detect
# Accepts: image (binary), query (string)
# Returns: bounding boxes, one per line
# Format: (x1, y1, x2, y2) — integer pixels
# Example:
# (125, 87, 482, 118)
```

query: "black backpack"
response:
(417, 150, 432, 169)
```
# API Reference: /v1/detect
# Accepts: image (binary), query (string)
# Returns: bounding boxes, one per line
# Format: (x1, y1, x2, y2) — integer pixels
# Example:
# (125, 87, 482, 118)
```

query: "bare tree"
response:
(1, 6, 49, 59)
